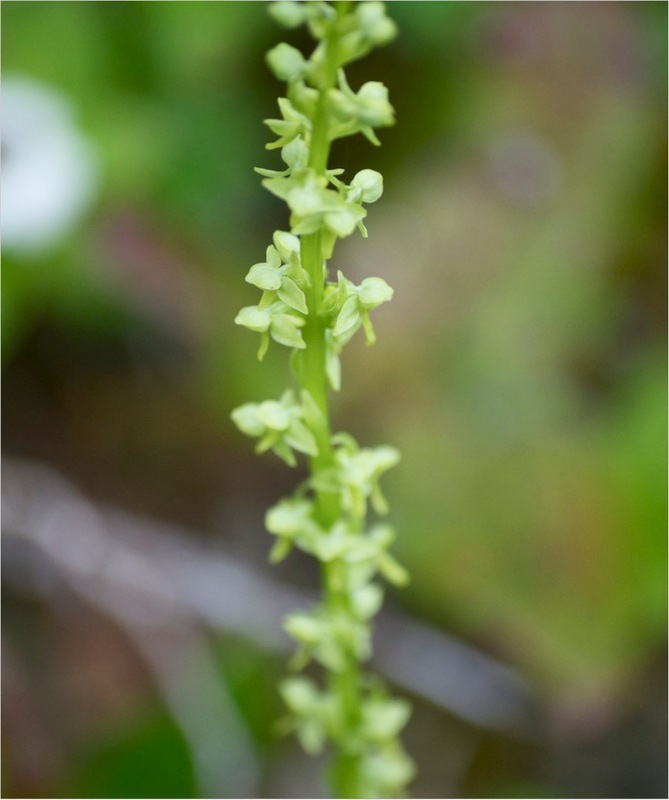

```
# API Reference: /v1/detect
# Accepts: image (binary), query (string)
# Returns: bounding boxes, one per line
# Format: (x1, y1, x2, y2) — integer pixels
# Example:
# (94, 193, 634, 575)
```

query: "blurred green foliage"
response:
(2, 2, 666, 798)
(69, 710, 197, 800)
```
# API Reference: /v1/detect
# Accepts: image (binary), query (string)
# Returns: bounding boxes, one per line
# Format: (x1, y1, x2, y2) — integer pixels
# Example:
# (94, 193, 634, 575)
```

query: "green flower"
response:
(284, 606, 371, 672)
(360, 696, 412, 742)
(265, 495, 320, 562)
(231, 389, 318, 466)
(310, 433, 401, 520)
(236, 3, 413, 792)
(245, 237, 308, 315)
(348, 168, 384, 204)
(263, 171, 367, 246)
(329, 270, 394, 347)
(343, 523, 410, 587)
(255, 136, 310, 179)
(328, 71, 395, 143)
(280, 675, 331, 755)
(264, 96, 311, 150)
(234, 302, 306, 359)
(355, 2, 398, 48)
(268, 1, 309, 29)
(358, 743, 416, 798)
(332, 2, 397, 68)
(266, 42, 310, 82)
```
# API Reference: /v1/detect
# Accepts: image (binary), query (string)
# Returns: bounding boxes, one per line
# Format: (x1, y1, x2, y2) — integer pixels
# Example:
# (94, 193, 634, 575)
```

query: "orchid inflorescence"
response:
(231, 2, 413, 796)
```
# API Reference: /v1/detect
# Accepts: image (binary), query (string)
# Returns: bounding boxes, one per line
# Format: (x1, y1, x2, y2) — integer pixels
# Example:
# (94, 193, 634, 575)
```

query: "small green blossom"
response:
(234, 301, 306, 359)
(355, 1, 398, 47)
(314, 434, 401, 519)
(328, 72, 395, 144)
(284, 606, 371, 672)
(231, 389, 317, 466)
(264, 96, 311, 150)
(280, 675, 330, 754)
(232, 3, 412, 795)
(361, 697, 412, 742)
(268, 1, 309, 29)
(325, 270, 394, 347)
(245, 241, 308, 314)
(332, 2, 397, 67)
(349, 168, 384, 204)
(266, 42, 310, 82)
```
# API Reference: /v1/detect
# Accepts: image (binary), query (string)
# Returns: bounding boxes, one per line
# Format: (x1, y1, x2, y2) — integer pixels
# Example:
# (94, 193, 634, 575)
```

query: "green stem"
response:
(298, 5, 362, 796)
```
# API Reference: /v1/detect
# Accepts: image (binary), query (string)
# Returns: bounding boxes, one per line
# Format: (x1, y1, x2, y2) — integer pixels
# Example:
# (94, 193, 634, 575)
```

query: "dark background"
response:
(2, 2, 667, 797)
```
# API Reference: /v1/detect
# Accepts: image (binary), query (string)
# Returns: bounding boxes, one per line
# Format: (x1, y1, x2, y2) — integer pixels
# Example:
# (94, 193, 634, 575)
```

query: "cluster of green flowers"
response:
(232, 3, 413, 796)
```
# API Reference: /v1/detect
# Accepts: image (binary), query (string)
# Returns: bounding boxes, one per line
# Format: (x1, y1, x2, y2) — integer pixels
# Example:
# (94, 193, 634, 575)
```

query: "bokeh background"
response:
(2, 2, 667, 798)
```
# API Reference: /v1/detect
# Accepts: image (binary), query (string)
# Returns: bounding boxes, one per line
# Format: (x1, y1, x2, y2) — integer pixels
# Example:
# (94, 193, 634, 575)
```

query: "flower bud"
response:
(266, 42, 308, 82)
(358, 277, 393, 309)
(268, 1, 308, 29)
(355, 82, 394, 127)
(355, 2, 398, 46)
(351, 169, 384, 203)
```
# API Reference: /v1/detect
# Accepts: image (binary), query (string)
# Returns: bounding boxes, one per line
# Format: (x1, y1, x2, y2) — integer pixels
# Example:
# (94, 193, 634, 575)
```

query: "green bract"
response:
(231, 3, 413, 797)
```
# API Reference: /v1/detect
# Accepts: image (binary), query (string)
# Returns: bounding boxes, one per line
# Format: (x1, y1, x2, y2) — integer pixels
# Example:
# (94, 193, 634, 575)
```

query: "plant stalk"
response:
(298, 5, 363, 795)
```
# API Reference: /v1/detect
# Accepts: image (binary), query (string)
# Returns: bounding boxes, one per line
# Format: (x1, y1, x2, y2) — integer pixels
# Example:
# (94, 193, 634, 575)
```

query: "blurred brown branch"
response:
(3, 456, 539, 742)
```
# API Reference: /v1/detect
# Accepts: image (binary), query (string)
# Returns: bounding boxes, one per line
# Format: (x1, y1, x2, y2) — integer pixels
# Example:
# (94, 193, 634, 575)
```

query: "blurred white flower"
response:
(2, 75, 99, 257)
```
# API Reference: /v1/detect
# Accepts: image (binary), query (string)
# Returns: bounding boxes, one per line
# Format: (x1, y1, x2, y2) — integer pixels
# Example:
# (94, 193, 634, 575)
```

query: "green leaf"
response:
(234, 305, 270, 332)
(246, 263, 282, 291)
(272, 440, 297, 467)
(285, 418, 318, 457)
(270, 315, 306, 349)
(230, 403, 263, 436)
(277, 277, 308, 314)
(333, 296, 361, 337)
(256, 400, 291, 431)
(264, 118, 300, 140)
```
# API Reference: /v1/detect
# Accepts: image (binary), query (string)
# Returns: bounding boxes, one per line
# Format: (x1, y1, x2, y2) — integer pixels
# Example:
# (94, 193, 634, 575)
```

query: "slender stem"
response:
(297, 5, 363, 796)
